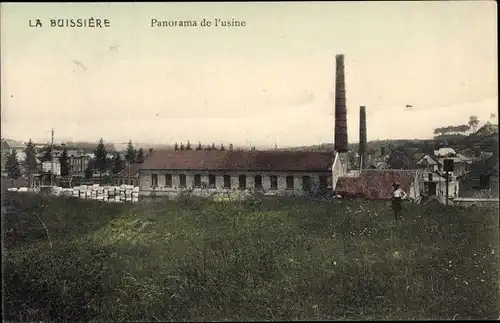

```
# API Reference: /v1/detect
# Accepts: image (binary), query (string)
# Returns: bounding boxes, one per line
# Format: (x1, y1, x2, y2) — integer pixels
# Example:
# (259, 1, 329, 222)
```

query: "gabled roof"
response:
(335, 170, 417, 199)
(141, 150, 334, 172)
(434, 147, 457, 157)
(1, 140, 11, 150)
(416, 154, 439, 165)
(3, 139, 25, 149)
(117, 163, 141, 178)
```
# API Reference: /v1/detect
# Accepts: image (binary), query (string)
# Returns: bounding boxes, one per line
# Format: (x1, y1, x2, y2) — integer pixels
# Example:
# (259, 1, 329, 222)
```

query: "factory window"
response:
(165, 174, 172, 187)
(478, 174, 491, 190)
(209, 174, 216, 188)
(270, 175, 278, 190)
(223, 175, 231, 188)
(302, 176, 311, 192)
(194, 174, 202, 187)
(254, 175, 262, 189)
(179, 174, 187, 188)
(319, 175, 328, 189)
(286, 176, 294, 190)
(151, 174, 158, 188)
(239, 175, 247, 189)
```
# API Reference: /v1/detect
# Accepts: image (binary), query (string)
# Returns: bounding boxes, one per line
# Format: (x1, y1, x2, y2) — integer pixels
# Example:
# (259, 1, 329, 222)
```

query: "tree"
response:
(112, 152, 125, 175)
(186, 141, 192, 150)
(5, 150, 21, 179)
(125, 140, 136, 164)
(229, 143, 234, 151)
(457, 124, 471, 134)
(148, 148, 154, 155)
(40, 147, 52, 162)
(24, 139, 38, 187)
(211, 143, 216, 151)
(196, 142, 203, 150)
(433, 127, 443, 136)
(60, 147, 70, 177)
(180, 143, 185, 150)
(94, 138, 108, 179)
(468, 115, 480, 133)
(84, 164, 94, 180)
(174, 142, 179, 151)
(136, 148, 145, 163)
(24, 139, 38, 174)
(220, 143, 225, 151)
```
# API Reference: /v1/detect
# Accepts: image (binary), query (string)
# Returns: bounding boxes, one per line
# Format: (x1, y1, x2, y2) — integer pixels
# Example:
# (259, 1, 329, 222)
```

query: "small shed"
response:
(113, 163, 141, 186)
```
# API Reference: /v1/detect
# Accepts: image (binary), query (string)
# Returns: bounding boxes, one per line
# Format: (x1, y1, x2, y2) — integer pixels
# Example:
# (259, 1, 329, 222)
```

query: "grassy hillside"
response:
(2, 193, 499, 321)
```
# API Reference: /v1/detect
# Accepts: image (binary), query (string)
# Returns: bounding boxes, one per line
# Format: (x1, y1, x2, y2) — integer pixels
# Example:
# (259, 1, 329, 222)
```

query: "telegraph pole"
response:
(51, 128, 54, 187)
(445, 170, 449, 206)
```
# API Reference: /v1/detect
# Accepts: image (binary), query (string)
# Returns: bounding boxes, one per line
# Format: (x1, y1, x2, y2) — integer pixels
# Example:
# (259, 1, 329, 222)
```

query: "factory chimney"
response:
(359, 106, 367, 170)
(334, 54, 348, 152)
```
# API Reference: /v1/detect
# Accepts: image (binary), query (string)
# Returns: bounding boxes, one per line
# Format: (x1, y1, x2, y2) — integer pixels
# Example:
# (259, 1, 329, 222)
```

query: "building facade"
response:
(419, 170, 459, 199)
(334, 169, 422, 200)
(68, 152, 91, 175)
(139, 150, 333, 197)
(114, 163, 140, 186)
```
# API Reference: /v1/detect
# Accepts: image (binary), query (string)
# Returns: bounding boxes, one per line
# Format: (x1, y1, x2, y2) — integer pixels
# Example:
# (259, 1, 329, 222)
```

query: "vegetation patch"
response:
(2, 193, 499, 321)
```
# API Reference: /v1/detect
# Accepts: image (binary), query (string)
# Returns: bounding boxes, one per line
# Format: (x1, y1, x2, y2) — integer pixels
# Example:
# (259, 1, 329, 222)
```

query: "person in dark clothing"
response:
(391, 182, 407, 220)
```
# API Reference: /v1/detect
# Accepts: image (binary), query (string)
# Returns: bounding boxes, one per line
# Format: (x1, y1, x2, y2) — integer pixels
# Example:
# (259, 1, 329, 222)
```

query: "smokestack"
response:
(359, 106, 367, 169)
(334, 54, 348, 152)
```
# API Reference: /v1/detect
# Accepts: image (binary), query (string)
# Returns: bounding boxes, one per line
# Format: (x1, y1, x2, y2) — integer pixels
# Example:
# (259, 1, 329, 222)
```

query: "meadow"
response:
(2, 192, 499, 321)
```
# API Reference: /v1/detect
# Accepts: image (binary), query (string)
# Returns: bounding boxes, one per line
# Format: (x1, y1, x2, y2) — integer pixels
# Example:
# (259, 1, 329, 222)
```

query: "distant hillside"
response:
(286, 125, 498, 156)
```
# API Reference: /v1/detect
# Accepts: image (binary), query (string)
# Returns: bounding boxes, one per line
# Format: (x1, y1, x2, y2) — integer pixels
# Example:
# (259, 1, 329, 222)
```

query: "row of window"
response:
(116, 178, 139, 186)
(150, 174, 329, 190)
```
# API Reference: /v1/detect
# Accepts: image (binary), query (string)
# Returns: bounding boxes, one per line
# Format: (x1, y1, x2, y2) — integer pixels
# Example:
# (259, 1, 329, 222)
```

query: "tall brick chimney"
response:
(334, 54, 348, 152)
(359, 106, 367, 169)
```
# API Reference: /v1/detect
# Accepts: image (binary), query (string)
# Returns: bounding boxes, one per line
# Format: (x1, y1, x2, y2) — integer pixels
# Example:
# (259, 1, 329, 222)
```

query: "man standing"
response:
(391, 182, 407, 220)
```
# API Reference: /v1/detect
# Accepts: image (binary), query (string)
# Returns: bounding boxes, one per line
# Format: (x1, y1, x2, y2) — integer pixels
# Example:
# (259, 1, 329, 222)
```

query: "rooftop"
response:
(141, 150, 334, 172)
(117, 163, 141, 178)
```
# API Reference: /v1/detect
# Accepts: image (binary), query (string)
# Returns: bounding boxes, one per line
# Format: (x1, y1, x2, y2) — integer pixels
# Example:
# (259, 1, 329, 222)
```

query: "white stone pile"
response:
(7, 184, 140, 203)
(71, 184, 140, 203)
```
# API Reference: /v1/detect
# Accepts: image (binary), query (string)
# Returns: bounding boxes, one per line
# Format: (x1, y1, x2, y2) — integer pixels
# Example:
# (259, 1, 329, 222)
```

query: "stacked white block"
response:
(11, 184, 140, 203)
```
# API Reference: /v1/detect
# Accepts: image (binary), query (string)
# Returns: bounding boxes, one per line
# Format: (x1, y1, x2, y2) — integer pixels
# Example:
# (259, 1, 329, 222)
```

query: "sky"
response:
(1, 1, 497, 148)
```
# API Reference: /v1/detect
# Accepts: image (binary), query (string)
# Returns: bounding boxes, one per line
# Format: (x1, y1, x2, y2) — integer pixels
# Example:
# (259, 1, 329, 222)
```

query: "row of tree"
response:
(174, 141, 235, 151)
(4, 140, 39, 180)
(85, 139, 148, 179)
(3, 138, 149, 180)
(433, 115, 481, 136)
(433, 124, 471, 136)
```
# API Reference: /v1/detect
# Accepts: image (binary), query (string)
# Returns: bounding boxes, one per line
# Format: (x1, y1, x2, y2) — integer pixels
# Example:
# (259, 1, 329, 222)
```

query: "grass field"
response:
(2, 193, 499, 321)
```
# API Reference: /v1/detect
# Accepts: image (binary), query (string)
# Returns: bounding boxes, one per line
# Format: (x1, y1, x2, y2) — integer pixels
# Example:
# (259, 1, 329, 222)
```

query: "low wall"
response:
(452, 197, 500, 208)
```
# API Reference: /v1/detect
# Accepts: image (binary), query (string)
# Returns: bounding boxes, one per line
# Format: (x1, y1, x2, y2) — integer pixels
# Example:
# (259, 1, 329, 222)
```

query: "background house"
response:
(114, 163, 141, 186)
(458, 152, 499, 198)
(416, 154, 440, 172)
(419, 170, 459, 199)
